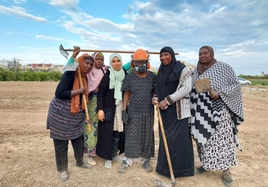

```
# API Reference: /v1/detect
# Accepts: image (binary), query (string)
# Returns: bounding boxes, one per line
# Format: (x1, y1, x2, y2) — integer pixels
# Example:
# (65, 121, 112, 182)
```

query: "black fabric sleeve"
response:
(97, 74, 109, 110)
(55, 71, 75, 99)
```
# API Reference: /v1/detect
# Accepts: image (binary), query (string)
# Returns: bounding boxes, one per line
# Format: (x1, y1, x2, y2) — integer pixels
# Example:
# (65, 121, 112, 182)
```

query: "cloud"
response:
(13, 0, 27, 3)
(35, 35, 67, 41)
(44, 0, 80, 9)
(6, 32, 31, 36)
(0, 5, 48, 23)
(24, 0, 267, 72)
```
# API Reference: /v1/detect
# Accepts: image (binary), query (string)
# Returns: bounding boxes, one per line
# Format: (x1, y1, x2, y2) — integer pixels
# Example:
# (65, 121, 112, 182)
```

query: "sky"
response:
(0, 0, 267, 76)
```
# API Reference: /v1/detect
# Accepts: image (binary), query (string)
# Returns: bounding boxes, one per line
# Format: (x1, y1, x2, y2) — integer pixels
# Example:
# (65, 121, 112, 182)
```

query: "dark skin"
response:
(123, 60, 151, 111)
(70, 46, 94, 124)
(199, 48, 219, 100)
(152, 52, 171, 110)
(94, 55, 104, 69)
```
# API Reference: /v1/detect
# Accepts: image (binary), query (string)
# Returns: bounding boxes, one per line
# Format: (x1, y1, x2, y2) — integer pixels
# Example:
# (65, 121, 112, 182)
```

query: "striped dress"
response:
(47, 97, 84, 140)
(46, 71, 85, 141)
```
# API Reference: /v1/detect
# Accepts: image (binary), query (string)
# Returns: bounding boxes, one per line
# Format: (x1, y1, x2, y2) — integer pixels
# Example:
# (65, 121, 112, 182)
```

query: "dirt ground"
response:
(0, 82, 267, 187)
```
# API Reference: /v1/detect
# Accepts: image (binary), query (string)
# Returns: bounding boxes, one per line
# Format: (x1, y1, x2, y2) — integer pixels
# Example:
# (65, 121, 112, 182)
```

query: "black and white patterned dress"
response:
(190, 61, 244, 171)
(197, 105, 238, 170)
(121, 71, 156, 158)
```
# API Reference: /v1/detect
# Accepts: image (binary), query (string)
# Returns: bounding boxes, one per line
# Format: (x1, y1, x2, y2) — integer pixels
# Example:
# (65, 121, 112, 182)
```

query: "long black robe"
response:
(155, 46, 194, 178)
(96, 69, 126, 160)
(155, 79, 194, 178)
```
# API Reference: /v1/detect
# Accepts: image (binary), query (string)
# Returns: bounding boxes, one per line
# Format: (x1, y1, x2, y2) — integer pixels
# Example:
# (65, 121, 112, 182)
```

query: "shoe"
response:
(112, 155, 123, 162)
(86, 155, 96, 165)
(118, 160, 129, 173)
(195, 166, 206, 174)
(75, 162, 93, 169)
(59, 171, 68, 182)
(222, 170, 234, 186)
(105, 160, 112, 168)
(143, 160, 153, 172)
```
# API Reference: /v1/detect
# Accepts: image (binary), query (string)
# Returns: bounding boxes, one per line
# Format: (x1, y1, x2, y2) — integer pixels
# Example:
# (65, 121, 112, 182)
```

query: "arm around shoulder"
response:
(165, 67, 193, 105)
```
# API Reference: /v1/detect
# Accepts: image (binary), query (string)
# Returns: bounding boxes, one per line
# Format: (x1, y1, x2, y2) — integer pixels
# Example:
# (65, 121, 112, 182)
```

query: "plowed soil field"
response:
(0, 82, 267, 187)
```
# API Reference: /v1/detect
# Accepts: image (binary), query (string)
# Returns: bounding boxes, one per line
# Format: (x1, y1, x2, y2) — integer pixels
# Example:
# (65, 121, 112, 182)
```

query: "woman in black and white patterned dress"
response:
(190, 46, 244, 187)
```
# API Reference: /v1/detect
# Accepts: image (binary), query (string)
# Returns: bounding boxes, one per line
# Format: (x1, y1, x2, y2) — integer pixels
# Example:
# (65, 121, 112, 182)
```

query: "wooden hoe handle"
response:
(157, 107, 176, 186)
(75, 59, 91, 132)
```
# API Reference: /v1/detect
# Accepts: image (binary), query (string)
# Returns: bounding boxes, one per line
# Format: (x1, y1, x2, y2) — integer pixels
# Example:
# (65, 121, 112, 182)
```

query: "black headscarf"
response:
(155, 46, 185, 101)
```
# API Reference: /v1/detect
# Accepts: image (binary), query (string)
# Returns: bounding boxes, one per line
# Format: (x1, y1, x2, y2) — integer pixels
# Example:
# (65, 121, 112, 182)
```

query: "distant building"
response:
(25, 63, 54, 69)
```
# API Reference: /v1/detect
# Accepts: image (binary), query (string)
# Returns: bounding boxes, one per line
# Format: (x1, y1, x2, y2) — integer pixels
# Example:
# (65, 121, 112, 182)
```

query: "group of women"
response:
(47, 45, 244, 187)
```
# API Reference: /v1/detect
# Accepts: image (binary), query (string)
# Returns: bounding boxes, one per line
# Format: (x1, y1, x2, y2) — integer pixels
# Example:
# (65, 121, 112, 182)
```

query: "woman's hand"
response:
(157, 100, 168, 110)
(98, 110, 105, 122)
(152, 96, 159, 105)
(210, 91, 220, 100)
(86, 117, 91, 125)
(79, 87, 86, 94)
(72, 46, 80, 59)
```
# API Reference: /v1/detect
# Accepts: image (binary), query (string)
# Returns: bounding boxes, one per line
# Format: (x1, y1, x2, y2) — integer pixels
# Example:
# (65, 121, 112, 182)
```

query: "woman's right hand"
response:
(98, 110, 105, 122)
(72, 46, 80, 59)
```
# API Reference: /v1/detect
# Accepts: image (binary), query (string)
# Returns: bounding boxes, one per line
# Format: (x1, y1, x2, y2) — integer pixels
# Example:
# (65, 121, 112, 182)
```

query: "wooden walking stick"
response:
(75, 58, 91, 132)
(156, 107, 176, 186)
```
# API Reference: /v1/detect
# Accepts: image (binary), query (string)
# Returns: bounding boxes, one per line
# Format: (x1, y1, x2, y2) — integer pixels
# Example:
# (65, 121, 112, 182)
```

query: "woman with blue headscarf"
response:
(96, 53, 127, 168)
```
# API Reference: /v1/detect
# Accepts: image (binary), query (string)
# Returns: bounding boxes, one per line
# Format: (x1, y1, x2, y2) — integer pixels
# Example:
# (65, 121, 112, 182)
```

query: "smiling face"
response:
(111, 56, 122, 71)
(84, 59, 94, 73)
(199, 47, 211, 64)
(94, 55, 104, 69)
(160, 52, 172, 65)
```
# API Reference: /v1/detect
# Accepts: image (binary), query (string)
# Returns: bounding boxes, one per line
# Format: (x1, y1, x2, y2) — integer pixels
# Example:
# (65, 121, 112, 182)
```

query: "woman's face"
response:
(111, 57, 122, 71)
(94, 55, 104, 69)
(199, 48, 211, 64)
(160, 52, 172, 65)
(84, 59, 94, 73)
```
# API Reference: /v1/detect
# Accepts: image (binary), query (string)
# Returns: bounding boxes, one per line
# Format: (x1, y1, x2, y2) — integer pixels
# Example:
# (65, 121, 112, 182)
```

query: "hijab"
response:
(87, 52, 106, 93)
(197, 46, 217, 76)
(109, 53, 125, 105)
(155, 46, 185, 101)
(70, 53, 90, 114)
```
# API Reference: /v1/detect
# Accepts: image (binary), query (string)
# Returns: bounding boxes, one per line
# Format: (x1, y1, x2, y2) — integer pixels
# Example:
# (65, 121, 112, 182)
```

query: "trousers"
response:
(112, 131, 121, 157)
(53, 135, 84, 172)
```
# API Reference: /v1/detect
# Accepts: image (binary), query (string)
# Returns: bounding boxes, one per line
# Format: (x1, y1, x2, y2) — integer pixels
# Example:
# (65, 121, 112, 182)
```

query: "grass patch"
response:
(251, 80, 268, 86)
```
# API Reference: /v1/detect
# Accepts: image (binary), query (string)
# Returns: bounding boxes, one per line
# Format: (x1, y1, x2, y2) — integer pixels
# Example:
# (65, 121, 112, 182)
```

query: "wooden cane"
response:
(157, 107, 176, 186)
(75, 58, 91, 132)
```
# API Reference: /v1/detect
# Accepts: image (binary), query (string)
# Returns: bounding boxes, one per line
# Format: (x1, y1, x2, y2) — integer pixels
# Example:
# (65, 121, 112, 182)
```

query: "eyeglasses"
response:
(133, 61, 147, 66)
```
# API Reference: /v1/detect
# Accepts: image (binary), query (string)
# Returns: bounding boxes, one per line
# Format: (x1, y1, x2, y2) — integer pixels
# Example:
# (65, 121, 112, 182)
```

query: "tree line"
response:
(0, 68, 63, 81)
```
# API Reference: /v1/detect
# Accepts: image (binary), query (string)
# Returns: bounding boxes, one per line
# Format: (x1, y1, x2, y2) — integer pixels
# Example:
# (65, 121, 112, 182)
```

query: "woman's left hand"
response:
(158, 100, 168, 110)
(210, 91, 220, 100)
